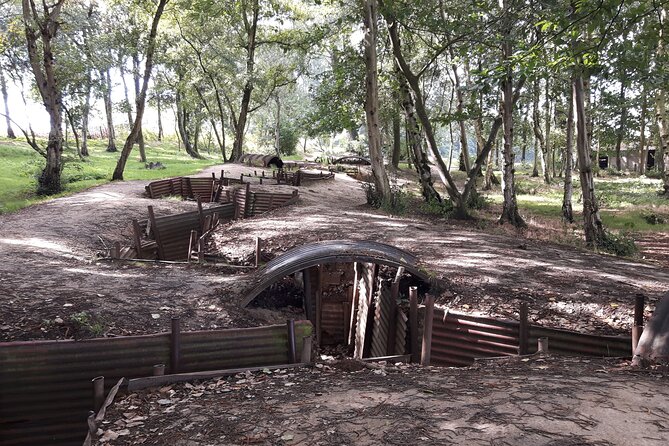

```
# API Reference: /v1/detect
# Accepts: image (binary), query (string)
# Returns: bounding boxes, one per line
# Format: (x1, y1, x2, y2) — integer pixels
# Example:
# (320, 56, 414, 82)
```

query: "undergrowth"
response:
(362, 182, 409, 215)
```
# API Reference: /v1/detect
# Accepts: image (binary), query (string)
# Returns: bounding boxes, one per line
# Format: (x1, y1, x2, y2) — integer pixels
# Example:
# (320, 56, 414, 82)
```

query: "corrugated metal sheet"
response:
(429, 310, 632, 367)
(150, 204, 235, 260)
(528, 326, 630, 357)
(241, 240, 432, 307)
(0, 322, 312, 446)
(238, 154, 284, 168)
(370, 284, 393, 357)
(430, 310, 520, 367)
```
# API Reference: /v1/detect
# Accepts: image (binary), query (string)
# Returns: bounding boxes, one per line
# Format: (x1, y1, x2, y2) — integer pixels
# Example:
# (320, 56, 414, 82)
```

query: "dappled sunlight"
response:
(0, 237, 72, 254)
(59, 191, 127, 206)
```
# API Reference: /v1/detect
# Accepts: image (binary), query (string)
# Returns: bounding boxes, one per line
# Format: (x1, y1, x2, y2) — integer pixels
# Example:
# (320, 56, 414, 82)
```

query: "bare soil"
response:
(93, 356, 669, 446)
(0, 164, 668, 341)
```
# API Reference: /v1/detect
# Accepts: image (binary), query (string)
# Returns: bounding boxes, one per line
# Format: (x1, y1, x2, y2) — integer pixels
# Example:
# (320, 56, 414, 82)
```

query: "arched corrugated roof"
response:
(241, 240, 432, 306)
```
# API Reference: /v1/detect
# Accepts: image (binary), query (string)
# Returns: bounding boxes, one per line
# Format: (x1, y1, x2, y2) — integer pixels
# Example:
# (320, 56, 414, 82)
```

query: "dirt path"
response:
(94, 356, 669, 446)
(0, 165, 668, 341)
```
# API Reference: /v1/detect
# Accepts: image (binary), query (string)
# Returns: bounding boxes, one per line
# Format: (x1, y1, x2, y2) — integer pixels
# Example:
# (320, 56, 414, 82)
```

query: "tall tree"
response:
(112, 0, 169, 180)
(362, 0, 391, 201)
(22, 0, 66, 194)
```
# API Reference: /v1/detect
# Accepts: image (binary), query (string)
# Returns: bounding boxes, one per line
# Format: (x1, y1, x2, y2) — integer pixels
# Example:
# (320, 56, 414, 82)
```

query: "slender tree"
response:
(112, 0, 169, 180)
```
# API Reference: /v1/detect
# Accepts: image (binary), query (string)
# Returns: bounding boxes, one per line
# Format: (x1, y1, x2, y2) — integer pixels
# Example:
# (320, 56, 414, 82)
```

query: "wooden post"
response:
(196, 198, 205, 232)
(112, 242, 121, 259)
(170, 317, 181, 374)
(386, 269, 402, 356)
(187, 230, 198, 264)
(153, 364, 165, 376)
(632, 294, 645, 353)
(198, 239, 205, 264)
(287, 319, 297, 364)
(132, 219, 143, 259)
(420, 294, 435, 366)
(300, 336, 313, 363)
(147, 206, 165, 259)
(409, 286, 419, 363)
(315, 266, 322, 346)
(92, 376, 105, 413)
(537, 337, 549, 353)
(519, 301, 529, 355)
(255, 237, 262, 268)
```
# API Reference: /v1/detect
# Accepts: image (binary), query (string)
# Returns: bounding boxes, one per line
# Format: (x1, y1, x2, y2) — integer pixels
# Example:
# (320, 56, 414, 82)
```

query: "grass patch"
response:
(0, 137, 221, 214)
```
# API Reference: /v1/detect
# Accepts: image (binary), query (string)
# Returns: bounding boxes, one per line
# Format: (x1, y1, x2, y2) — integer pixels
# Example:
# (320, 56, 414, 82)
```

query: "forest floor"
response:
(94, 355, 669, 446)
(0, 163, 668, 342)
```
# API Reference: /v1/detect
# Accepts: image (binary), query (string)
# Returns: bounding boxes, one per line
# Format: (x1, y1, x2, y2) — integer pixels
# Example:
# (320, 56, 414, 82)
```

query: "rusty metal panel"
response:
(429, 310, 633, 367)
(395, 310, 407, 355)
(528, 326, 631, 357)
(430, 310, 520, 367)
(0, 322, 312, 446)
(320, 301, 347, 345)
(370, 284, 393, 357)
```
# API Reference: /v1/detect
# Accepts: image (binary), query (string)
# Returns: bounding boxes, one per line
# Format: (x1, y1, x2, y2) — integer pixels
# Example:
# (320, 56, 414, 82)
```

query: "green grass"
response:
(484, 172, 669, 232)
(0, 137, 222, 214)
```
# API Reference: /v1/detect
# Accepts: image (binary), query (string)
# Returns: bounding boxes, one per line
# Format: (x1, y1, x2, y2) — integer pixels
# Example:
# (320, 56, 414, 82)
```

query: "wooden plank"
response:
(147, 206, 165, 260)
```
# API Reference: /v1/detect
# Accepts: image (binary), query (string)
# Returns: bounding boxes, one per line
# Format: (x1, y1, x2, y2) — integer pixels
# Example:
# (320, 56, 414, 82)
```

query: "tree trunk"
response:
(65, 107, 82, 159)
(639, 92, 647, 174)
(562, 81, 575, 223)
(0, 68, 16, 138)
(132, 53, 146, 162)
(112, 0, 168, 180)
(176, 91, 199, 158)
(397, 68, 441, 203)
(362, 0, 391, 202)
(614, 81, 626, 171)
(655, 7, 669, 194)
(543, 78, 552, 183)
(532, 78, 549, 183)
(449, 52, 471, 173)
(194, 85, 224, 158)
(81, 70, 92, 157)
(231, 0, 259, 160)
(574, 73, 604, 246)
(157, 94, 163, 141)
(23, 0, 65, 195)
(391, 110, 401, 169)
(274, 94, 281, 155)
(102, 68, 117, 152)
(498, 34, 525, 228)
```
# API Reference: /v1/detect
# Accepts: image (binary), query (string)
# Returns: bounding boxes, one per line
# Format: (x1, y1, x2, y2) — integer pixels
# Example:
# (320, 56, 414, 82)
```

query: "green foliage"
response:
(70, 311, 106, 338)
(466, 189, 489, 210)
(278, 123, 300, 156)
(420, 198, 454, 218)
(597, 230, 638, 257)
(361, 182, 409, 215)
(641, 213, 667, 225)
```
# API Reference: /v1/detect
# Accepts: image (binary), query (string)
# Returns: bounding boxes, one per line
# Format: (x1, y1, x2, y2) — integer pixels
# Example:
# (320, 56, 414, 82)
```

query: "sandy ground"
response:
(94, 356, 669, 446)
(0, 163, 668, 341)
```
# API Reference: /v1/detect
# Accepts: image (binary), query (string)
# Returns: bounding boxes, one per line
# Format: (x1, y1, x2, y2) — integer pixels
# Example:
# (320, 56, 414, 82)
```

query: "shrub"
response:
(420, 198, 454, 218)
(467, 189, 489, 210)
(642, 213, 667, 225)
(598, 230, 638, 257)
(361, 182, 409, 215)
(278, 123, 300, 156)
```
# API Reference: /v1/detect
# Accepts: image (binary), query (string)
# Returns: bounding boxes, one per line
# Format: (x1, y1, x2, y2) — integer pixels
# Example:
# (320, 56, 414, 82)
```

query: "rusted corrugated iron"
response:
(241, 240, 432, 307)
(428, 309, 632, 367)
(528, 326, 630, 357)
(0, 322, 312, 446)
(238, 153, 284, 168)
(332, 156, 371, 165)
